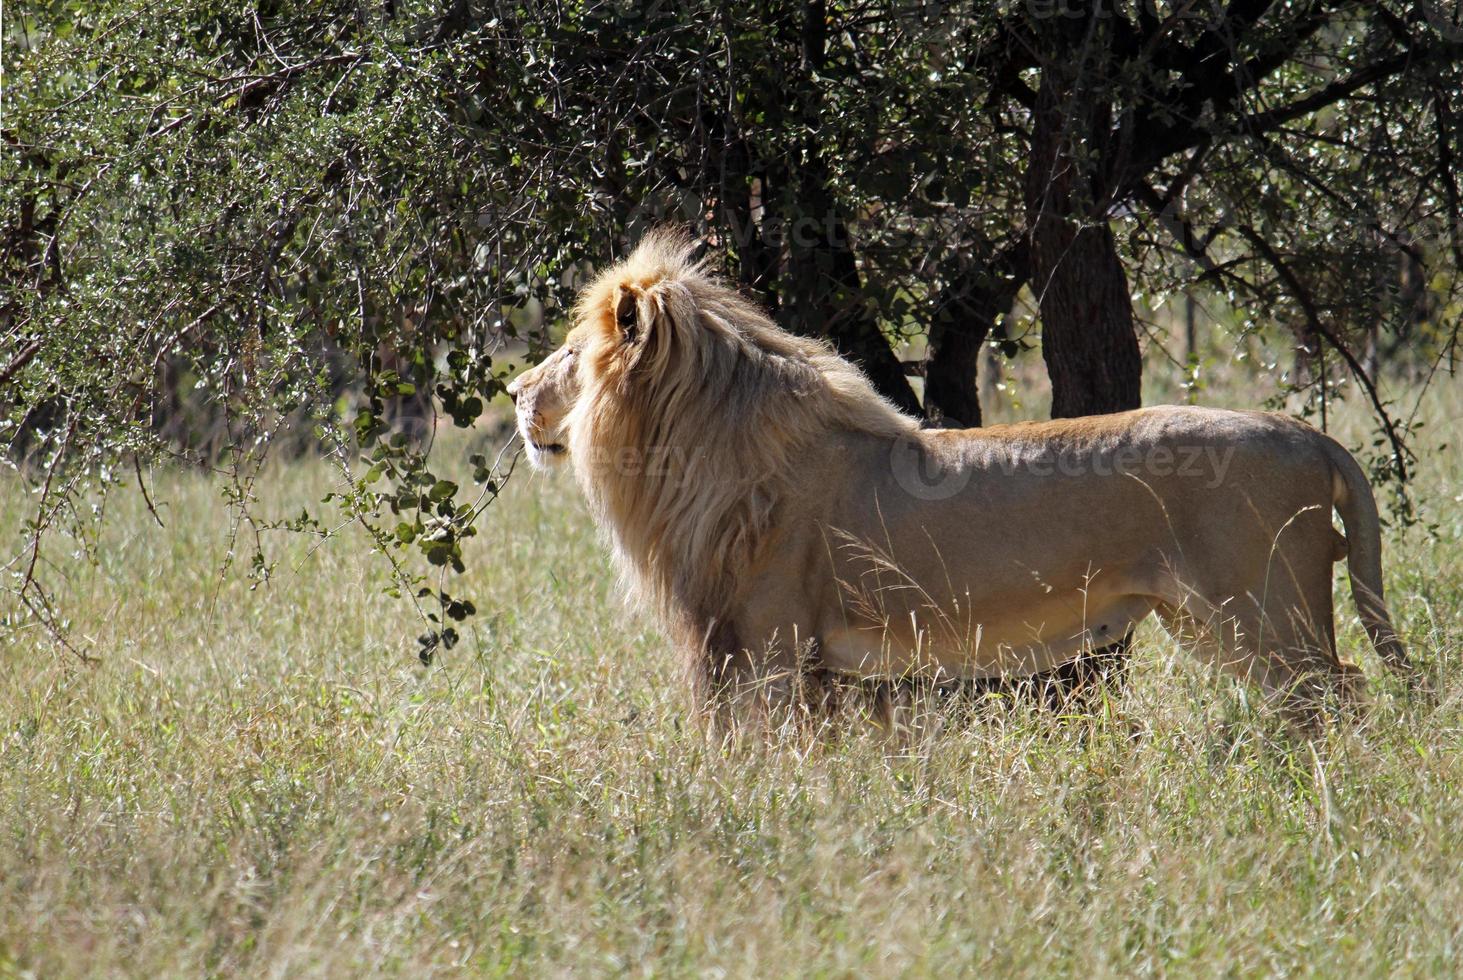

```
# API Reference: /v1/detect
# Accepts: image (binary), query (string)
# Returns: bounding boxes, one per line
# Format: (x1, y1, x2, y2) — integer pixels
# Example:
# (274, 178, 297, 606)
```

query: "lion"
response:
(507, 230, 1410, 727)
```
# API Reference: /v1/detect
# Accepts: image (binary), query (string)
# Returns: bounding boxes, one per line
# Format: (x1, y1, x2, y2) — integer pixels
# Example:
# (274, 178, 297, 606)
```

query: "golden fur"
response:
(507, 230, 1409, 725)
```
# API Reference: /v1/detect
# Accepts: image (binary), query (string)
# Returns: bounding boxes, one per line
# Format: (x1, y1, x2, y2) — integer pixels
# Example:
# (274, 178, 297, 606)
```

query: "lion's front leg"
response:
(691, 620, 839, 732)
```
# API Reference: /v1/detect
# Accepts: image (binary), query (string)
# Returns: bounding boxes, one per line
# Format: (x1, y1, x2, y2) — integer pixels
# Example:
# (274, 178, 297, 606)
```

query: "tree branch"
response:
(1109, 2, 1343, 193)
(0, 339, 42, 387)
(1240, 39, 1463, 135)
(1432, 85, 1463, 275)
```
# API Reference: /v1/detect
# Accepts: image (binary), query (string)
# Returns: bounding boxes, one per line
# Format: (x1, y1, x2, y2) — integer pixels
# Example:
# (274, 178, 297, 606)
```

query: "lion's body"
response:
(734, 408, 1397, 690)
(507, 231, 1408, 722)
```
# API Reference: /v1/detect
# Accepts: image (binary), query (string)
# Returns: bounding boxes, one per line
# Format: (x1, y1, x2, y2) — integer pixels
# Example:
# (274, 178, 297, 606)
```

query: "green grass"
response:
(2, 378, 1461, 977)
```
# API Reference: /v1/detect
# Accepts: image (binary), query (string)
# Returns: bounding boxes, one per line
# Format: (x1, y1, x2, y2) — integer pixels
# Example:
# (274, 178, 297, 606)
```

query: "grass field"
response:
(2, 368, 1462, 976)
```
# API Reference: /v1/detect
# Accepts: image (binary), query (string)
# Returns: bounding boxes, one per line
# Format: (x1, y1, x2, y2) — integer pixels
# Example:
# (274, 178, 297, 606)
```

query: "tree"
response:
(1020, 12, 1144, 418)
(992, 0, 1463, 449)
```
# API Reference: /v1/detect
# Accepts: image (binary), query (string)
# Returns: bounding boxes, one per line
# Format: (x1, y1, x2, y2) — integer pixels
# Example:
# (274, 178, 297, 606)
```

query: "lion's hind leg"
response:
(1150, 548, 1364, 728)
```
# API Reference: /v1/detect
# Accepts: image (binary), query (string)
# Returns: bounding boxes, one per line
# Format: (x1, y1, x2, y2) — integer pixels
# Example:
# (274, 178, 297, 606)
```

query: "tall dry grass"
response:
(1, 365, 1460, 977)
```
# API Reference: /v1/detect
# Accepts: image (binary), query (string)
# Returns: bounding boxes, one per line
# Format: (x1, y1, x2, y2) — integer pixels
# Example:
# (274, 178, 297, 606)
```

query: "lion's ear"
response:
(613, 286, 640, 344)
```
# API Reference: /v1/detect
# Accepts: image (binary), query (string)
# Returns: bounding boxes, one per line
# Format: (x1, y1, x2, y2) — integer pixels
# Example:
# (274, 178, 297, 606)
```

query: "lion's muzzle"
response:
(507, 360, 573, 469)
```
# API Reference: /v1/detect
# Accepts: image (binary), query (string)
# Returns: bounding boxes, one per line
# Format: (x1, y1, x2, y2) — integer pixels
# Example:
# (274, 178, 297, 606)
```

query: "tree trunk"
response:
(1024, 64, 1142, 418)
(923, 248, 1024, 428)
(779, 201, 922, 416)
(923, 304, 991, 428)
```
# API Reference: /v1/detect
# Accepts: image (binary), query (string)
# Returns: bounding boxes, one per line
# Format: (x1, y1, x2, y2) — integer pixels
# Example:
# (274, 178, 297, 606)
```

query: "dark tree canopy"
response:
(4, 0, 1460, 655)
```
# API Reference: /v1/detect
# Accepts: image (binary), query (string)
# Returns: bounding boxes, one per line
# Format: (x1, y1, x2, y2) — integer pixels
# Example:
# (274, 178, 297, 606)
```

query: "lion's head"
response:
(505, 231, 715, 469)
(509, 231, 726, 469)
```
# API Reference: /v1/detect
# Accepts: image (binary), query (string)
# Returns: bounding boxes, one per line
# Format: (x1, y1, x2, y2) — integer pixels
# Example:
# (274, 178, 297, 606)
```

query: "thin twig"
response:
(133, 455, 165, 528)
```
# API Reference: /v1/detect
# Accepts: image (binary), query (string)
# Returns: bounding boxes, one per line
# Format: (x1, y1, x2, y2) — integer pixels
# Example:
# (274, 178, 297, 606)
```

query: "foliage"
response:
(3, 0, 1460, 658)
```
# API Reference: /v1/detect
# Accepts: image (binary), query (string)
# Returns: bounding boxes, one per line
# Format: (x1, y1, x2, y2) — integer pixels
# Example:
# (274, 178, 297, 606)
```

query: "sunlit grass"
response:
(1, 373, 1460, 976)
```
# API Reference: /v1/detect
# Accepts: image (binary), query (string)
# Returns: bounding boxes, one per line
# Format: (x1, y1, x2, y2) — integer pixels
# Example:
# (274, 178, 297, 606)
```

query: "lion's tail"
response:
(1324, 436, 1410, 673)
